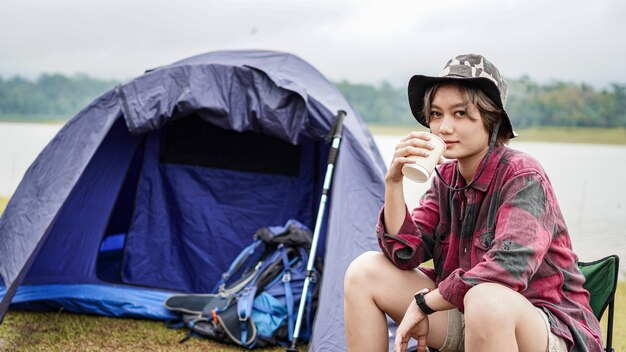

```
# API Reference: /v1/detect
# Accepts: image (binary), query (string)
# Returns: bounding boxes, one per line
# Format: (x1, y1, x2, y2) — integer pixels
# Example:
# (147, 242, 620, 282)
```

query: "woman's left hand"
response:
(394, 300, 430, 352)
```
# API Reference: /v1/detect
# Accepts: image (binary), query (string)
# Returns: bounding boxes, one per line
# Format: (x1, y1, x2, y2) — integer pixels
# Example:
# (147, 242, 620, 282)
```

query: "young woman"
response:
(344, 54, 603, 352)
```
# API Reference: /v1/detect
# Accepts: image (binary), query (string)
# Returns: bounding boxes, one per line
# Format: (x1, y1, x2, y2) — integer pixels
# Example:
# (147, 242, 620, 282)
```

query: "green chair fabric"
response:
(578, 255, 619, 352)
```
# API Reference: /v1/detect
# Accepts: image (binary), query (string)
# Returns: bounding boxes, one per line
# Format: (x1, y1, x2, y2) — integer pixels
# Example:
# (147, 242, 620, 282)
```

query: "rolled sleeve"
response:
(376, 186, 440, 270)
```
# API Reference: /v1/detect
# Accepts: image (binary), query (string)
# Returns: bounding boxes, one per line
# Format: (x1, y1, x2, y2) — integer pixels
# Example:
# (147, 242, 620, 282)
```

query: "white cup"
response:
(401, 133, 446, 183)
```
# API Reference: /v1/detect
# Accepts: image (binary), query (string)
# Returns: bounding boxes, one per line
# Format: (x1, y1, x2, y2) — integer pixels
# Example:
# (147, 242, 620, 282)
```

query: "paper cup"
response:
(401, 134, 446, 183)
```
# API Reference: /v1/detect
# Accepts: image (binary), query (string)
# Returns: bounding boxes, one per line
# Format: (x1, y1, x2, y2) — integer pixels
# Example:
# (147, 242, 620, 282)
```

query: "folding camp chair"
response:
(578, 255, 620, 352)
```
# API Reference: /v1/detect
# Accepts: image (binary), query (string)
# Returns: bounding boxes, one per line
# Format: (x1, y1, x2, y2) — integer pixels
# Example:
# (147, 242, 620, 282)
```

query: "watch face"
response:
(415, 291, 435, 315)
(415, 292, 425, 303)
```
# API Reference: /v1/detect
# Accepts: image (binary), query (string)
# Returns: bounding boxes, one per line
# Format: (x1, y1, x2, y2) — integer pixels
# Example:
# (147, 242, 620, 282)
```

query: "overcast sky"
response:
(1, 0, 624, 88)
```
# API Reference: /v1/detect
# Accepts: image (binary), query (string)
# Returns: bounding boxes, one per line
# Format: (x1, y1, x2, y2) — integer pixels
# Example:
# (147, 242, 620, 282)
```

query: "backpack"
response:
(164, 219, 320, 348)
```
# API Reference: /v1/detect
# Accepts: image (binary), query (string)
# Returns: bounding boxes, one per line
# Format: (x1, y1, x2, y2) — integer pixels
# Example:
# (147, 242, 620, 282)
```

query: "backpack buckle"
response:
(282, 271, 291, 282)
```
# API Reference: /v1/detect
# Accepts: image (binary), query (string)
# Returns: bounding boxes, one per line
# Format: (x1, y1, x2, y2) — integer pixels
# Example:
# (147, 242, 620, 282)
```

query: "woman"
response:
(343, 54, 602, 352)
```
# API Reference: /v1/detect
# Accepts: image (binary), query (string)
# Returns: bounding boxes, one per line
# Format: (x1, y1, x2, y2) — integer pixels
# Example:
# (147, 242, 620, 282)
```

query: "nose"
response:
(438, 115, 454, 134)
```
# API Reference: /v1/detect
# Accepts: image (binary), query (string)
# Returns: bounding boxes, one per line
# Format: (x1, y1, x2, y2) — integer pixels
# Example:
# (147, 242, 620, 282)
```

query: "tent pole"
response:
(287, 110, 346, 352)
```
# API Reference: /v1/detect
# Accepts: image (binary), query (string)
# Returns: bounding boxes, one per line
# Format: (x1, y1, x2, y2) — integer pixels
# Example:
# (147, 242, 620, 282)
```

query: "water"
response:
(1, 123, 624, 278)
(0, 122, 62, 196)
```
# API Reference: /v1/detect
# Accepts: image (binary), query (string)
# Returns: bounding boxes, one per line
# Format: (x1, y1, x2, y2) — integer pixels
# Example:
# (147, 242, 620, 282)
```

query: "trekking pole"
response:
(286, 110, 346, 352)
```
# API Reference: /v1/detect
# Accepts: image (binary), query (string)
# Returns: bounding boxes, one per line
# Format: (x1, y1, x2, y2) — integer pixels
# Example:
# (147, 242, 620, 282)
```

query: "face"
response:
(428, 84, 490, 167)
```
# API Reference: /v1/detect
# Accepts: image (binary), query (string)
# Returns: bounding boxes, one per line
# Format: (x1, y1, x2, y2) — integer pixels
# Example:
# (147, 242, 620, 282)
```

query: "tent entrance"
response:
(95, 115, 327, 293)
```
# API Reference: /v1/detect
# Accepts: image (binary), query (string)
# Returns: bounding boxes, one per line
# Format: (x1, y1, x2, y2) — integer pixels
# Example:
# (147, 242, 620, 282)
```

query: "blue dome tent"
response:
(0, 50, 387, 350)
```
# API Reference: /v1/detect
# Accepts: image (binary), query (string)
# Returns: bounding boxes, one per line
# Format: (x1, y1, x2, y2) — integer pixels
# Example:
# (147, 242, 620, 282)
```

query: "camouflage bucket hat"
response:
(408, 54, 516, 139)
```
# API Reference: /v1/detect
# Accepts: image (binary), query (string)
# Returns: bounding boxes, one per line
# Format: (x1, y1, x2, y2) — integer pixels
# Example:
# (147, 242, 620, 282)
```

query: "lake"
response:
(1, 122, 625, 278)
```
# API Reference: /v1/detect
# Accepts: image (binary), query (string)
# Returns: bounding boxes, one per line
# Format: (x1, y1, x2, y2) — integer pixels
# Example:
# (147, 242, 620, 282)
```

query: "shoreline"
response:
(367, 124, 626, 145)
(1, 119, 625, 145)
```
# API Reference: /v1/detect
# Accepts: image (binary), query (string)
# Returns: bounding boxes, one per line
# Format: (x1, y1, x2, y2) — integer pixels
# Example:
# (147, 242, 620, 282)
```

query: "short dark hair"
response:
(423, 81, 510, 146)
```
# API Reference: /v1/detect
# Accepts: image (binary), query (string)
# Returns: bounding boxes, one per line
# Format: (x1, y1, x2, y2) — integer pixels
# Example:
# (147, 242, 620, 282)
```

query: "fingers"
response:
(398, 131, 433, 143)
(416, 334, 428, 352)
(393, 332, 409, 352)
(387, 132, 440, 184)
(389, 133, 434, 169)
(395, 133, 436, 153)
(393, 333, 426, 352)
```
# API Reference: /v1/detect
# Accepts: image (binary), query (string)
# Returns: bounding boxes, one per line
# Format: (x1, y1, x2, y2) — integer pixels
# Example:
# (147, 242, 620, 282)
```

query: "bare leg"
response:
(464, 283, 549, 352)
(344, 251, 449, 351)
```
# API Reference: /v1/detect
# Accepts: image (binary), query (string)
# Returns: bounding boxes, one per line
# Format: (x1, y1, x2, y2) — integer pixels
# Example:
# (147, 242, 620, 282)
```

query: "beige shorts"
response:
(438, 308, 568, 352)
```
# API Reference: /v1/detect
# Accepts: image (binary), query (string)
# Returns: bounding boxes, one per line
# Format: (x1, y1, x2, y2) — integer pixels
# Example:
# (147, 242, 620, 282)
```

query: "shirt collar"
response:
(454, 145, 508, 192)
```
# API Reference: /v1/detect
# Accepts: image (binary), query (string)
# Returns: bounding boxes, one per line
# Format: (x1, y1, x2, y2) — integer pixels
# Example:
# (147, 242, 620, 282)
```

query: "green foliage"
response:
(335, 80, 413, 124)
(336, 76, 626, 128)
(0, 74, 118, 121)
(506, 76, 626, 128)
(1, 73, 625, 128)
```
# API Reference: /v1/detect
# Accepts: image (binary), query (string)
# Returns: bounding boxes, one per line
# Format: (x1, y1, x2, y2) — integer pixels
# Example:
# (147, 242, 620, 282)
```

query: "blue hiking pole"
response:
(286, 110, 346, 352)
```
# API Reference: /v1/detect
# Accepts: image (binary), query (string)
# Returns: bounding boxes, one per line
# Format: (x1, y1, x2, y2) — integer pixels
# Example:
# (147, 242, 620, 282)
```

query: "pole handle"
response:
(325, 110, 346, 166)
(325, 110, 346, 143)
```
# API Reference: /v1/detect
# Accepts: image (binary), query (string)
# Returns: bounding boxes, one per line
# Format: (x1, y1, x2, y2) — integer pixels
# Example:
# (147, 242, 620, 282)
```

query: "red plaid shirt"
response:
(377, 145, 602, 351)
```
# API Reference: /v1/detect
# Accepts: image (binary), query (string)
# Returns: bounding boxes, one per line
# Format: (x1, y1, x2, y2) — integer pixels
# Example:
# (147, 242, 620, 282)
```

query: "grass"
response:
(0, 311, 291, 352)
(367, 124, 626, 145)
(0, 196, 7, 216)
(0, 164, 624, 351)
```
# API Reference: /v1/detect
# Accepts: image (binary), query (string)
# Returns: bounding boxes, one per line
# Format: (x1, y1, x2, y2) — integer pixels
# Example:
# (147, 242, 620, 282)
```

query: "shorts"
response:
(438, 308, 568, 352)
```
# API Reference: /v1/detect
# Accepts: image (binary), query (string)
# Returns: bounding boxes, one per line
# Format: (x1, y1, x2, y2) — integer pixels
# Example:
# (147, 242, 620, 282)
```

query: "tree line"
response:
(338, 77, 626, 128)
(0, 74, 118, 120)
(1, 73, 625, 128)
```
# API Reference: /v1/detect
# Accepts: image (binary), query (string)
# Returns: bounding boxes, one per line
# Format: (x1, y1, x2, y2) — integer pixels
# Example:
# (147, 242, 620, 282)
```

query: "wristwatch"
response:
(414, 288, 436, 315)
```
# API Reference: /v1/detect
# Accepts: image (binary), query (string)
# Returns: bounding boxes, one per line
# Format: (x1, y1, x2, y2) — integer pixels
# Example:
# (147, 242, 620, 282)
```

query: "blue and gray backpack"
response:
(164, 220, 320, 348)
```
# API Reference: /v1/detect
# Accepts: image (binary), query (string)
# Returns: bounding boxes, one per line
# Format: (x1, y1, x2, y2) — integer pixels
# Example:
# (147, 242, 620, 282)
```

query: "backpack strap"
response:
(212, 239, 263, 293)
(279, 246, 295, 340)
(216, 302, 258, 347)
(236, 286, 258, 347)
(232, 247, 286, 347)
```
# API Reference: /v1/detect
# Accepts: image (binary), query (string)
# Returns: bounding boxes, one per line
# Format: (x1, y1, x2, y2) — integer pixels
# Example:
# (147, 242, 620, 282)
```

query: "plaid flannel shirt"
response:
(377, 145, 602, 351)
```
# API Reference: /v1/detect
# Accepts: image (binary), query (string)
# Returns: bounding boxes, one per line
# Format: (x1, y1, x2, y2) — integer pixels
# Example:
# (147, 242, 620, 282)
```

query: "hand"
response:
(386, 132, 436, 184)
(394, 299, 430, 352)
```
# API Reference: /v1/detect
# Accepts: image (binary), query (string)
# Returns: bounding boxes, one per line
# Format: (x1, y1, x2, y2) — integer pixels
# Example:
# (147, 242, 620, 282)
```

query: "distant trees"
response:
(337, 77, 626, 128)
(506, 76, 626, 128)
(0, 73, 625, 128)
(335, 80, 413, 124)
(0, 74, 117, 119)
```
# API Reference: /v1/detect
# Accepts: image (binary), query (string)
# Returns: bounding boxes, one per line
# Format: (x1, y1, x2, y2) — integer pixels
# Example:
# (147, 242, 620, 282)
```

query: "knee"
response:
(464, 283, 515, 325)
(344, 251, 390, 292)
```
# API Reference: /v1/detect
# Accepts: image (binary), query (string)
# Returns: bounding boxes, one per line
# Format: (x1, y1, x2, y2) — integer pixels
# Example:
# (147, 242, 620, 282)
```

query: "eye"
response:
(429, 111, 442, 119)
(453, 110, 466, 118)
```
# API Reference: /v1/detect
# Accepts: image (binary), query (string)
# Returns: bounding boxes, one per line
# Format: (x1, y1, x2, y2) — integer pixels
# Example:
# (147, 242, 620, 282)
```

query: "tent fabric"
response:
(121, 124, 320, 292)
(0, 50, 387, 351)
(0, 284, 176, 320)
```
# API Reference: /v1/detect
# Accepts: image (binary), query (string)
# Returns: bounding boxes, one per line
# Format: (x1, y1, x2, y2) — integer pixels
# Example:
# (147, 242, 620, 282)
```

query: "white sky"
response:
(1, 0, 624, 87)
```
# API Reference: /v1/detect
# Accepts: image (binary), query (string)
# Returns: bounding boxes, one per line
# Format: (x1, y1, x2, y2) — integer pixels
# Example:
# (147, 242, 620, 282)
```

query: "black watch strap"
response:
(414, 289, 436, 315)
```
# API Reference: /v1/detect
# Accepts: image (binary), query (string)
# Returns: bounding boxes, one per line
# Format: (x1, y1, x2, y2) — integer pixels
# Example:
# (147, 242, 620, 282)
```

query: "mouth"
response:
(443, 140, 458, 147)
